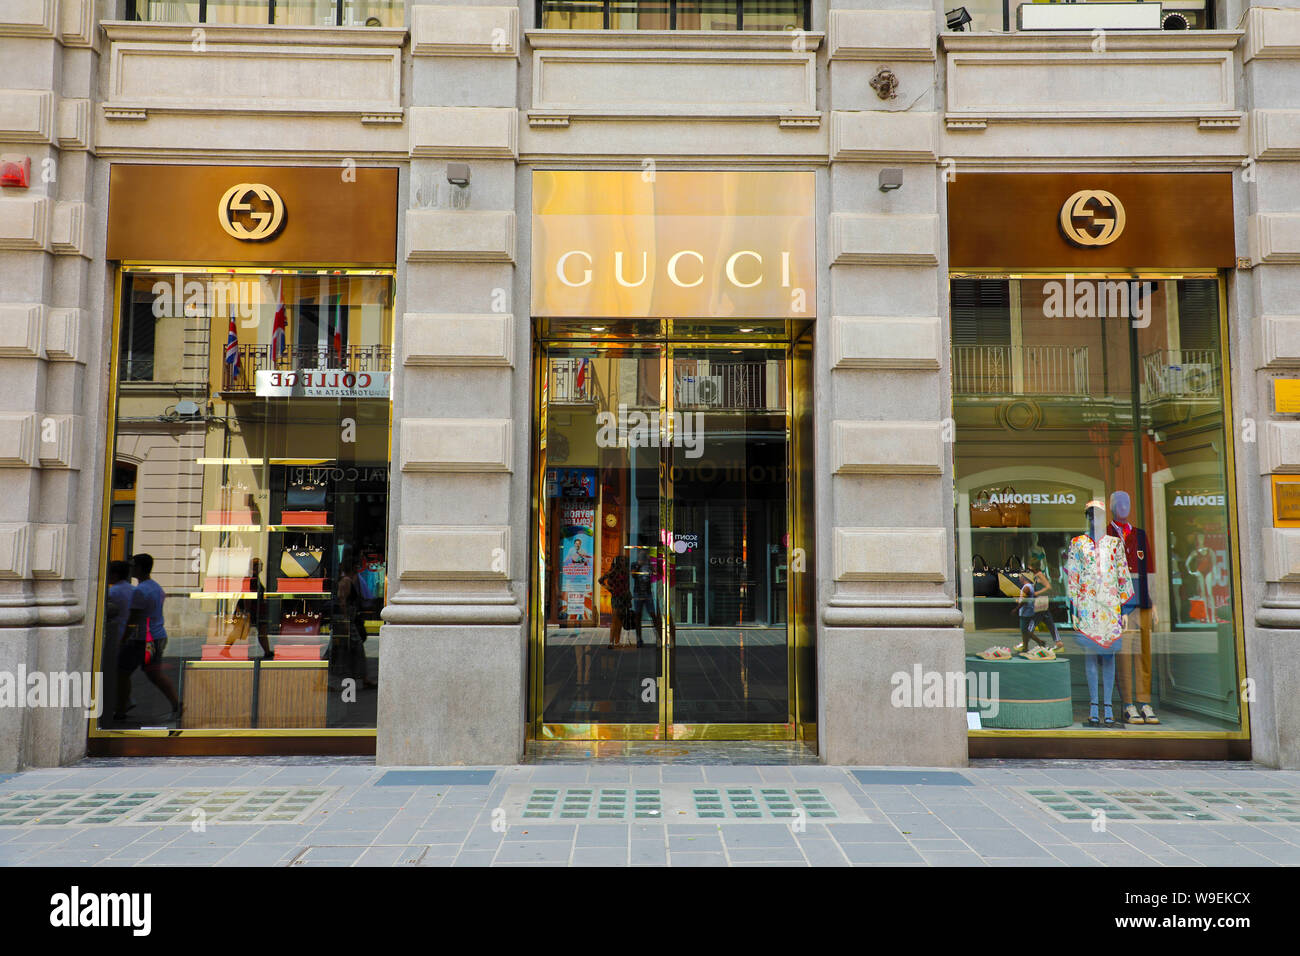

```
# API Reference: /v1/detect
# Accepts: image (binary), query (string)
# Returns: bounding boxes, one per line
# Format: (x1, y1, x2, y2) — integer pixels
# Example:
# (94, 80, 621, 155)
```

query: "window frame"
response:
(126, 0, 360, 26)
(534, 0, 813, 32)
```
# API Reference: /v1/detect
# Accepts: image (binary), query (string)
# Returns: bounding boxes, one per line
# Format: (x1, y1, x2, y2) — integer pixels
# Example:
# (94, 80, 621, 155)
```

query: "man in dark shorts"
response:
(103, 560, 135, 721)
(117, 552, 182, 722)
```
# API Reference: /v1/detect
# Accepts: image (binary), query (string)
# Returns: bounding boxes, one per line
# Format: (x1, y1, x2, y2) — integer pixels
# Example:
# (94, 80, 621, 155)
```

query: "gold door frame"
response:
(528, 322, 816, 743)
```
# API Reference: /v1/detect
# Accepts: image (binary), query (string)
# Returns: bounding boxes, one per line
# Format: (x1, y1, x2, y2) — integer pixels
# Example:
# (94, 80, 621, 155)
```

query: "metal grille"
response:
(0, 787, 336, 827)
(953, 345, 1092, 397)
(1023, 788, 1300, 824)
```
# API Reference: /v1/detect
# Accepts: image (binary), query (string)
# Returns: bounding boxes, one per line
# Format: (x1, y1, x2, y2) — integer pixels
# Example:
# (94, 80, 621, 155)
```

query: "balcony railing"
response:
(223, 344, 391, 391)
(536, 0, 810, 31)
(954, 345, 1092, 397)
(550, 358, 598, 404)
(675, 362, 780, 410)
(1142, 349, 1221, 399)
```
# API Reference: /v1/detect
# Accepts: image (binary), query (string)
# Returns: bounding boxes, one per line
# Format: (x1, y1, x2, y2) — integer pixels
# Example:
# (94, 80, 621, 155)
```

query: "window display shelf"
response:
(269, 458, 338, 465)
(269, 591, 333, 599)
(266, 524, 333, 532)
(193, 524, 262, 533)
(196, 458, 264, 466)
(188, 591, 258, 600)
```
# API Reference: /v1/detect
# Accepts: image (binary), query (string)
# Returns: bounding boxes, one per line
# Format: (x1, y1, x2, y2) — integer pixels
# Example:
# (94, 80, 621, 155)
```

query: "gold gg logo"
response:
(218, 183, 286, 241)
(1059, 190, 1126, 247)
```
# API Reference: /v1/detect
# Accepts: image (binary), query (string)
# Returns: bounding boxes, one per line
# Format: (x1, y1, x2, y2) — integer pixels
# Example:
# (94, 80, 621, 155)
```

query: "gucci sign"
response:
(218, 182, 286, 241)
(1059, 189, 1126, 247)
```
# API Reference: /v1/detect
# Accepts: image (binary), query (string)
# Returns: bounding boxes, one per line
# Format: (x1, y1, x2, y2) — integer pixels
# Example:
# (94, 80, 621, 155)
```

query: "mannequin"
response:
(1185, 533, 1215, 623)
(1108, 491, 1159, 725)
(1066, 499, 1134, 728)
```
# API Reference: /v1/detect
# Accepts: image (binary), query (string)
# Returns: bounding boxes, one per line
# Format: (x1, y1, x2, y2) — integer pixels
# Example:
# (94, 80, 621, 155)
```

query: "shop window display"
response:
(97, 269, 392, 734)
(953, 276, 1243, 735)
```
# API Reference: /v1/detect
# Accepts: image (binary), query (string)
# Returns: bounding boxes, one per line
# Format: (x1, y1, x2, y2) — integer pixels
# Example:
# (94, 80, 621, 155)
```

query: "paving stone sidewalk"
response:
(1, 758, 1299, 867)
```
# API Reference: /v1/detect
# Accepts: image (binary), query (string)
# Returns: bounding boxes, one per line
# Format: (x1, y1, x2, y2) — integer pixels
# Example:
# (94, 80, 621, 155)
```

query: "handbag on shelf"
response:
(280, 604, 322, 636)
(206, 545, 252, 581)
(998, 485, 1032, 528)
(970, 490, 1002, 529)
(280, 538, 324, 579)
(207, 611, 250, 646)
(286, 478, 327, 511)
(997, 555, 1027, 598)
(971, 554, 998, 598)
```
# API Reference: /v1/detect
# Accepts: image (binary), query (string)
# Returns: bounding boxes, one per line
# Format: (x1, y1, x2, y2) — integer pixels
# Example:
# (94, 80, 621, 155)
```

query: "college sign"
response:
(531, 171, 816, 318)
(255, 370, 390, 399)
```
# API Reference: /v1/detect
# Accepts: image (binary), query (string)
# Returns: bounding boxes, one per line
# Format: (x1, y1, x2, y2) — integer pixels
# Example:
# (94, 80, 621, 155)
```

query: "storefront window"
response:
(953, 276, 1242, 734)
(98, 269, 393, 734)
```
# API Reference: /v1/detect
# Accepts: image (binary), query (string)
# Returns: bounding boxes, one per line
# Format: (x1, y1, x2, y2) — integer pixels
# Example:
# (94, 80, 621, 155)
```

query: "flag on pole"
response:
(575, 357, 587, 391)
(331, 294, 344, 364)
(224, 311, 241, 382)
(271, 279, 287, 363)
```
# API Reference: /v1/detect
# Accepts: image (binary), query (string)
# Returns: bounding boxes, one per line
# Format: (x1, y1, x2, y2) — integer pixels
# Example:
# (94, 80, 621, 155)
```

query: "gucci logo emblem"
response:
(1059, 189, 1126, 247)
(218, 183, 285, 241)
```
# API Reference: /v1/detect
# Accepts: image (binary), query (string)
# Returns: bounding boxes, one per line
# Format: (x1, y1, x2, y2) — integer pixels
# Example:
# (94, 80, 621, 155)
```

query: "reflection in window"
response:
(127, 0, 403, 26)
(538, 0, 808, 30)
(100, 270, 393, 735)
(952, 277, 1241, 735)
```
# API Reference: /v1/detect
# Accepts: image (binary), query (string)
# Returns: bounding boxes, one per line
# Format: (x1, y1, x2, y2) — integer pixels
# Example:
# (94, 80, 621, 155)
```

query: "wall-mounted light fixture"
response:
(946, 6, 973, 30)
(879, 168, 904, 192)
(446, 163, 471, 187)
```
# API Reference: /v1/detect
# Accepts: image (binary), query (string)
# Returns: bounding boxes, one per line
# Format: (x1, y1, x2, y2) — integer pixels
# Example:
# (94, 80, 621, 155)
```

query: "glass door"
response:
(533, 335, 799, 740)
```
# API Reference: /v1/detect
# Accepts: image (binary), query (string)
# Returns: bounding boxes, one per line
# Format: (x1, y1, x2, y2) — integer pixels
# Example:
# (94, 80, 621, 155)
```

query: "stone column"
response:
(378, 2, 527, 765)
(0, 0, 102, 771)
(819, 3, 967, 765)
(1238, 3, 1300, 769)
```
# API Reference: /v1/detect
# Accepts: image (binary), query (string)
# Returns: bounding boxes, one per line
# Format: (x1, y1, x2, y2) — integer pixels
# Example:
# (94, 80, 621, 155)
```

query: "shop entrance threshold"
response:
(523, 741, 820, 765)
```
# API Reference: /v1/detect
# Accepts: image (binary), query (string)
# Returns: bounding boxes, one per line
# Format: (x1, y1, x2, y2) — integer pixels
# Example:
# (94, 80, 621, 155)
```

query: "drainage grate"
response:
(1021, 788, 1300, 824)
(521, 788, 664, 820)
(691, 787, 838, 820)
(0, 787, 336, 827)
(504, 783, 862, 823)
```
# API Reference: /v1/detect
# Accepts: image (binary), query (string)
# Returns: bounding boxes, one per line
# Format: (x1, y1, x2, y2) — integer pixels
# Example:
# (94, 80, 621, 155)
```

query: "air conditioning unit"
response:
(678, 374, 724, 406)
(1165, 363, 1215, 396)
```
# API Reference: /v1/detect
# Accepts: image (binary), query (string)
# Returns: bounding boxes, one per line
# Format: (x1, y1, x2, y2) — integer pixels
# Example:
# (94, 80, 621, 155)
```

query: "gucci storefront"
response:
(91, 166, 398, 754)
(948, 173, 1249, 758)
(527, 171, 818, 743)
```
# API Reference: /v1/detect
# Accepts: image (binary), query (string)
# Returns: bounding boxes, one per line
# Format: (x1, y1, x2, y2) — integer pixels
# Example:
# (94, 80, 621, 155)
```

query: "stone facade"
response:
(1, 0, 1297, 769)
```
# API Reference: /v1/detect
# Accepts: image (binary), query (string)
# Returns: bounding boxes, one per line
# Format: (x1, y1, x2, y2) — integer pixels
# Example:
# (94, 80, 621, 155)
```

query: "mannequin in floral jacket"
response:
(1066, 499, 1134, 728)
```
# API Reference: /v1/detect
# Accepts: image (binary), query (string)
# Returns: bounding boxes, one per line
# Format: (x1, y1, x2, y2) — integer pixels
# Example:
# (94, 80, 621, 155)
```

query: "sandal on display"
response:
(1053, 640, 1065, 653)
(1085, 716, 1101, 728)
(1019, 646, 1056, 662)
(1103, 716, 1124, 729)
(1139, 703, 1161, 725)
(1124, 704, 1145, 725)
(977, 646, 1013, 660)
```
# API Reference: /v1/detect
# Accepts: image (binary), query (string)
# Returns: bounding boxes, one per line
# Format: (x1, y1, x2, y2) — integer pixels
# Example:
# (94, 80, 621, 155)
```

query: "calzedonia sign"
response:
(255, 370, 389, 399)
(531, 171, 816, 319)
